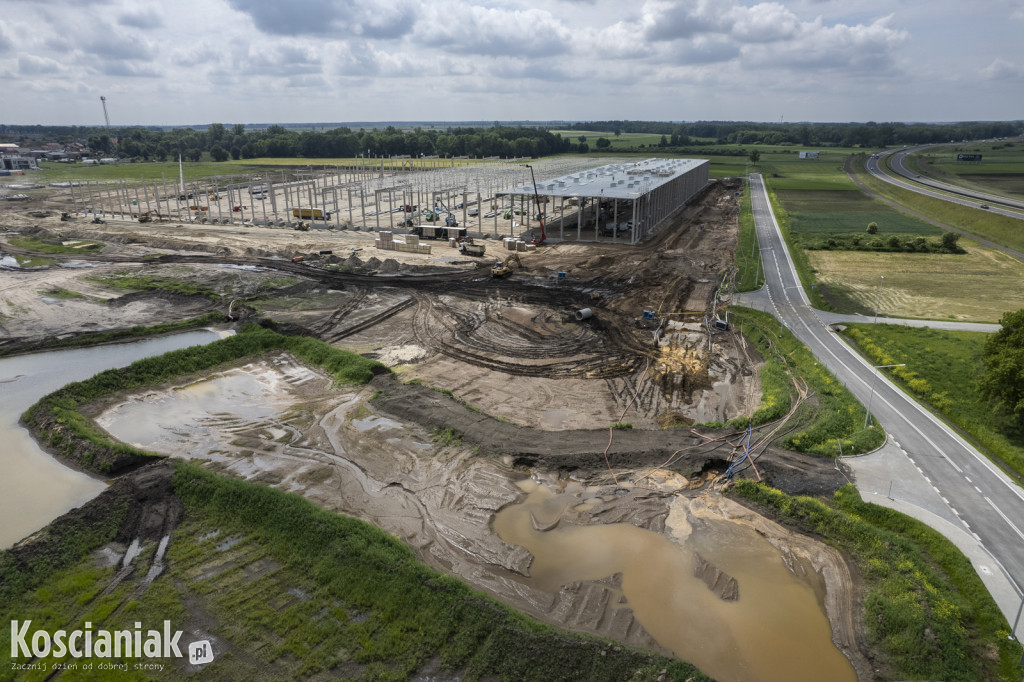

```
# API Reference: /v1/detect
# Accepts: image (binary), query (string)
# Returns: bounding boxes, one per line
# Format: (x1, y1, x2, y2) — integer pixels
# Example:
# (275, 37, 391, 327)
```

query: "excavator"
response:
(490, 253, 522, 278)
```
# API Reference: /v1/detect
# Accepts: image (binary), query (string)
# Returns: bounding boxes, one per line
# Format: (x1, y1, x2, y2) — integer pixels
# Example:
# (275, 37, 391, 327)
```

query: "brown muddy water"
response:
(494, 481, 857, 682)
(0, 330, 228, 548)
(97, 363, 857, 682)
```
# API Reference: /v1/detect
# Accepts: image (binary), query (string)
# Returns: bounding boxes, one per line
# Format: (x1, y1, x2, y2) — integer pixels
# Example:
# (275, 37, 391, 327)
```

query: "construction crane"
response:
(100, 96, 111, 128)
(525, 164, 547, 246)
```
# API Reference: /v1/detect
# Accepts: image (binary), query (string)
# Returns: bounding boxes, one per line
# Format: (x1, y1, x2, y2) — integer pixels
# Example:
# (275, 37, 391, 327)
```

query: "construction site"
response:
(0, 158, 871, 681)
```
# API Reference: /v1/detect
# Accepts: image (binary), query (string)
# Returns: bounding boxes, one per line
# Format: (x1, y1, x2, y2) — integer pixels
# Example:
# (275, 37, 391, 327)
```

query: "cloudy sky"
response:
(2, 0, 1022, 126)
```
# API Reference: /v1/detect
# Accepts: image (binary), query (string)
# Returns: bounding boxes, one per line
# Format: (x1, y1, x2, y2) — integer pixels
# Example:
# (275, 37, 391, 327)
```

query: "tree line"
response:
(3, 120, 1021, 161)
(567, 120, 1024, 148)
(0, 123, 574, 161)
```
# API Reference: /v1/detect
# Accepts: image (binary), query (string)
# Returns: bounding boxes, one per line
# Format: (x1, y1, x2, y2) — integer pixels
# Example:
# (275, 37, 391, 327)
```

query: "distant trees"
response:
(595, 138, 611, 149)
(748, 150, 760, 164)
(941, 231, 961, 250)
(978, 309, 1024, 425)
(867, 222, 879, 235)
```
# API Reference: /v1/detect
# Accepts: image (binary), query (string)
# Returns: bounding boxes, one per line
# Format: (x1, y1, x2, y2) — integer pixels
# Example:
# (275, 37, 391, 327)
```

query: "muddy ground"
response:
(1, 180, 869, 679)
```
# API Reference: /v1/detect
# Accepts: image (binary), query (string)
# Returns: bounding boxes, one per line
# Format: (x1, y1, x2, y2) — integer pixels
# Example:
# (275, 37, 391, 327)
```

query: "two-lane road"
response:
(746, 173, 1024, 635)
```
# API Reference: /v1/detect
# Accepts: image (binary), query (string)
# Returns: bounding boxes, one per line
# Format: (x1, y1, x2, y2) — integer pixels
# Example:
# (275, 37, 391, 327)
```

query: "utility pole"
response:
(864, 363, 906, 429)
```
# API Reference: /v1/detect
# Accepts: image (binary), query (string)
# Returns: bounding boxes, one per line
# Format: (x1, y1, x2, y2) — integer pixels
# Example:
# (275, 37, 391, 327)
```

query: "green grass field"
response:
(777, 189, 942, 236)
(841, 324, 1024, 483)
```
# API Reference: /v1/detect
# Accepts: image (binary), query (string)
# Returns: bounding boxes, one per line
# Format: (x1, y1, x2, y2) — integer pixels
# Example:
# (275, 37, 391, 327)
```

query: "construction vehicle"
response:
(458, 238, 485, 257)
(433, 198, 459, 227)
(490, 253, 522, 278)
(526, 164, 547, 245)
(292, 207, 331, 221)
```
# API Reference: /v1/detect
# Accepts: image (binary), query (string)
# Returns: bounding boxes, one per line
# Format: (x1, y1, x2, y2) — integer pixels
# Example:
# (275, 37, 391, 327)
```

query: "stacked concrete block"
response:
(375, 230, 431, 254)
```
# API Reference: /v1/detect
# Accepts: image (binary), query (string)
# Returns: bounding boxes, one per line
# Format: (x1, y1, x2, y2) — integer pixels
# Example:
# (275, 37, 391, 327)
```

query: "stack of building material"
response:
(375, 230, 431, 254)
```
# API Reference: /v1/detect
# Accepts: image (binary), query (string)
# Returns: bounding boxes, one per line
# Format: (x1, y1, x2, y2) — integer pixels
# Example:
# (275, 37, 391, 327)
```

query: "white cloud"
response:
(18, 53, 62, 75)
(225, 0, 419, 39)
(981, 58, 1024, 80)
(118, 9, 163, 29)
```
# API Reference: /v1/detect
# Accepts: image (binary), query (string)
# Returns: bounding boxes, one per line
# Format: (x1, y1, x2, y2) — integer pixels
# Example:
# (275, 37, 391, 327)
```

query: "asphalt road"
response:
(744, 173, 1024, 637)
(867, 148, 1024, 219)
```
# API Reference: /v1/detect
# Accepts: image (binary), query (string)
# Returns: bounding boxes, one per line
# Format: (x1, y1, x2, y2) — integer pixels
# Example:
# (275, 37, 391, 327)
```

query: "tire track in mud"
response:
(407, 291, 646, 379)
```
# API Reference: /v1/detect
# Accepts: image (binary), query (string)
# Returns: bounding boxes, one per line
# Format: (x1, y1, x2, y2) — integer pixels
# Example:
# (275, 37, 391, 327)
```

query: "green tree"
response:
(595, 137, 611, 149)
(978, 309, 1024, 424)
(210, 145, 229, 162)
(867, 222, 879, 235)
(748, 149, 760, 164)
(941, 231, 960, 251)
(578, 135, 587, 144)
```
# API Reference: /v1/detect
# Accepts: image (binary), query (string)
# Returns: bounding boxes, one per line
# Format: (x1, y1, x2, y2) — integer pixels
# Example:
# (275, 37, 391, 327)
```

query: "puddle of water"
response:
(98, 371, 283, 451)
(0, 330, 225, 548)
(493, 481, 856, 682)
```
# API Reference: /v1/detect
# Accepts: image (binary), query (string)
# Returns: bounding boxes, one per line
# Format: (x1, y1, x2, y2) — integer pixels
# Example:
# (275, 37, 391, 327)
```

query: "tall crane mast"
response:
(100, 96, 111, 128)
(525, 164, 547, 245)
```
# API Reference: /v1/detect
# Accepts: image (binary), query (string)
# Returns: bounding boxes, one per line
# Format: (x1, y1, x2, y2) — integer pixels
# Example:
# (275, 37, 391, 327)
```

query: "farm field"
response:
(777, 189, 941, 238)
(806, 245, 1024, 321)
(841, 324, 1024, 483)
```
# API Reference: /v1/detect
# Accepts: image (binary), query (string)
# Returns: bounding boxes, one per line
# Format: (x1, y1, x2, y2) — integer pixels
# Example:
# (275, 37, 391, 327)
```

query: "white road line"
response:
(984, 497, 1024, 542)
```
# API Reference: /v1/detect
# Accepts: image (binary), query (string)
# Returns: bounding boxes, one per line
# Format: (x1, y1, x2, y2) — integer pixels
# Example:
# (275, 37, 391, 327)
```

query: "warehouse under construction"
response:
(57, 157, 709, 246)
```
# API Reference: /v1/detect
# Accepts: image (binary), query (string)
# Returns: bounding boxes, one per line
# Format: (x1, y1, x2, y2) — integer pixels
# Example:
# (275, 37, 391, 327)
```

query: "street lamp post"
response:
(864, 363, 906, 429)
(873, 275, 885, 323)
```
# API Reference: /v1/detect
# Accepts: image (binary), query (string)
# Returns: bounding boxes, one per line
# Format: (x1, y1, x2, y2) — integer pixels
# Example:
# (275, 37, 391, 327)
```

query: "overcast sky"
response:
(2, 0, 1022, 127)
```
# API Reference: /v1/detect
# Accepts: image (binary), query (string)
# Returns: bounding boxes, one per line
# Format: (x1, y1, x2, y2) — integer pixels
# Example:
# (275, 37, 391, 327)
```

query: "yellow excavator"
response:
(490, 253, 522, 278)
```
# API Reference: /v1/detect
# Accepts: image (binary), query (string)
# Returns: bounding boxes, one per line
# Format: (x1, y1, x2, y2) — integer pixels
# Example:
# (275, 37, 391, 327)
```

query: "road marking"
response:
(965, 476, 972, 483)
(984, 497, 1024, 542)
(975, 486, 983, 493)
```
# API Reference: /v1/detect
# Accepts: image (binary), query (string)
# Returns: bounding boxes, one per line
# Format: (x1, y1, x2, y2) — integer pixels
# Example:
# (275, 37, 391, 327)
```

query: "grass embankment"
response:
(733, 178, 763, 292)
(731, 481, 1023, 681)
(22, 324, 387, 474)
(8, 236, 104, 253)
(85, 272, 220, 300)
(0, 462, 708, 682)
(726, 307, 885, 455)
(0, 312, 228, 358)
(842, 324, 1024, 483)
